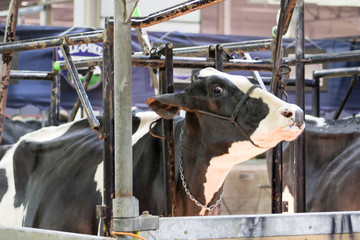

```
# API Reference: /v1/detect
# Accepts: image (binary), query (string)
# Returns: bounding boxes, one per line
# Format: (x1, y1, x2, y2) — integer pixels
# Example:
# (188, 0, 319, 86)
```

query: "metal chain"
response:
(178, 126, 224, 215)
(277, 64, 291, 102)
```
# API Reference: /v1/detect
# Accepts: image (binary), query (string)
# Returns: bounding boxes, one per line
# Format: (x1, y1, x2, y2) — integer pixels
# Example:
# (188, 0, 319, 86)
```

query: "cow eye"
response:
(212, 86, 223, 95)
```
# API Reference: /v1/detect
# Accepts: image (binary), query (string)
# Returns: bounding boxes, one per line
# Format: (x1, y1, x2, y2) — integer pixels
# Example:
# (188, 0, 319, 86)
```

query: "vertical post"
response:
(0, 0, 19, 144)
(102, 18, 114, 237)
(294, 0, 306, 213)
(112, 1, 139, 239)
(209, 45, 223, 71)
(49, 49, 60, 126)
(159, 43, 175, 217)
(270, 29, 283, 214)
(312, 77, 320, 117)
(49, 73, 60, 126)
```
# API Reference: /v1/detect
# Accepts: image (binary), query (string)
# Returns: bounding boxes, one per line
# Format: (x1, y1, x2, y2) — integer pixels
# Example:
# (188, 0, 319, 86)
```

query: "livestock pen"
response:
(0, 0, 360, 239)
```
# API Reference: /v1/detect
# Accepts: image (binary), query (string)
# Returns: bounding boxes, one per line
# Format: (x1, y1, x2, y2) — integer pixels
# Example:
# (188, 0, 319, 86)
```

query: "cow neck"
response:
(176, 114, 226, 216)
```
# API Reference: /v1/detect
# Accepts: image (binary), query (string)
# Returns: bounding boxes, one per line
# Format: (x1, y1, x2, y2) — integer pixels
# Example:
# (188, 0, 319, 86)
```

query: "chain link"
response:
(178, 126, 224, 215)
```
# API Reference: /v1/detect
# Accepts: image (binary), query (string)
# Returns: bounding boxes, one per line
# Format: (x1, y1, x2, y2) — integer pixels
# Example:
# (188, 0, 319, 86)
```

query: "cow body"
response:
(277, 115, 360, 212)
(0, 68, 304, 234)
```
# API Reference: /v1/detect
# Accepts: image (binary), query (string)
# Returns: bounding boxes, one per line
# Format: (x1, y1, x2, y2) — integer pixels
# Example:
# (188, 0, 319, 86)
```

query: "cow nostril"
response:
(281, 110, 293, 118)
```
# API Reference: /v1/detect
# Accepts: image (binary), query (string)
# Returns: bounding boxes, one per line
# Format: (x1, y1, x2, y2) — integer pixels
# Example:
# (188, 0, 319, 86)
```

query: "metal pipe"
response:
(283, 50, 360, 65)
(313, 66, 360, 78)
(49, 49, 60, 126)
(10, 70, 56, 80)
(113, 0, 133, 199)
(101, 18, 114, 237)
(294, 0, 306, 213)
(130, 0, 224, 29)
(171, 39, 273, 57)
(312, 77, 320, 117)
(0, 0, 19, 145)
(210, 44, 223, 71)
(59, 38, 100, 131)
(281, 0, 297, 35)
(159, 43, 176, 217)
(0, 31, 103, 53)
(69, 67, 94, 121)
(333, 75, 358, 120)
(55, 55, 274, 71)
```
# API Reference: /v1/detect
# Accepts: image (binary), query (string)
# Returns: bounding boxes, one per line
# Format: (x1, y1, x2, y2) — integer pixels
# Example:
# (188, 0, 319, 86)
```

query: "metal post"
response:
(294, 0, 306, 213)
(312, 76, 320, 117)
(69, 67, 94, 122)
(270, 30, 283, 214)
(159, 43, 175, 217)
(59, 38, 100, 131)
(112, 1, 139, 239)
(49, 48, 60, 126)
(215, 44, 223, 71)
(101, 18, 114, 237)
(49, 71, 60, 126)
(0, 0, 19, 144)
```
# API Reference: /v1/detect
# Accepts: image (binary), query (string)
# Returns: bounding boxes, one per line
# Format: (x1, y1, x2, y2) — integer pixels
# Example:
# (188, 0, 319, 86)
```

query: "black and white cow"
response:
(271, 115, 360, 213)
(0, 68, 304, 234)
(1, 117, 41, 145)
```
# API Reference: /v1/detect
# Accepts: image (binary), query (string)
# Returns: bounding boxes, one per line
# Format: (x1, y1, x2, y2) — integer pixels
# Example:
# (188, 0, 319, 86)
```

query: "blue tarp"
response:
(0, 24, 359, 114)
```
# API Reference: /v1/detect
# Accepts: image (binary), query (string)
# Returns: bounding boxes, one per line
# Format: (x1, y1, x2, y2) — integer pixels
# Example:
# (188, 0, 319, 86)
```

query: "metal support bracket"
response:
(59, 37, 100, 132)
(112, 197, 159, 232)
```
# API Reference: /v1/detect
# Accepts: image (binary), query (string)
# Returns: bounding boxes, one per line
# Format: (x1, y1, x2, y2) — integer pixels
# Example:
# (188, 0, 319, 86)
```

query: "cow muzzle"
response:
(280, 106, 305, 130)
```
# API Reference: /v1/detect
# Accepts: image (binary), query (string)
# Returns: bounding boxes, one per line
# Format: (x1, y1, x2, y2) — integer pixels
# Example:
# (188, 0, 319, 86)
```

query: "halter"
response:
(197, 85, 262, 148)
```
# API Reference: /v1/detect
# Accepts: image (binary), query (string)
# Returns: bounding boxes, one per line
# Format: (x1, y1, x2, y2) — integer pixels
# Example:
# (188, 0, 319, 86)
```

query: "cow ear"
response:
(146, 93, 193, 119)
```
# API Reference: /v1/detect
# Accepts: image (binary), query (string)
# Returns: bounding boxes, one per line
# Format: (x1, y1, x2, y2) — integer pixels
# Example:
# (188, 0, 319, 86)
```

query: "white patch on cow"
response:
(204, 141, 266, 205)
(282, 186, 294, 214)
(0, 121, 75, 227)
(305, 115, 326, 127)
(132, 111, 160, 145)
(95, 162, 104, 201)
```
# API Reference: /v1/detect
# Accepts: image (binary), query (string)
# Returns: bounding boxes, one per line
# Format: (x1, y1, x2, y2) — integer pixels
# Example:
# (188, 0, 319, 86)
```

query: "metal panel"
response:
(141, 211, 360, 240)
(0, 225, 110, 240)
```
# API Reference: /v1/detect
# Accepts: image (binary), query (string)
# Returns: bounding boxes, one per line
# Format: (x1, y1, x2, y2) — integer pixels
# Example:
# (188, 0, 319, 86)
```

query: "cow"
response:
(1, 117, 41, 145)
(0, 67, 304, 235)
(269, 115, 360, 213)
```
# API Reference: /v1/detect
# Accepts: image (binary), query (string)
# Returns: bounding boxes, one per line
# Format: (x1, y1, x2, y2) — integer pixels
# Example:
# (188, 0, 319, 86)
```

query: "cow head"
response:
(146, 67, 304, 151)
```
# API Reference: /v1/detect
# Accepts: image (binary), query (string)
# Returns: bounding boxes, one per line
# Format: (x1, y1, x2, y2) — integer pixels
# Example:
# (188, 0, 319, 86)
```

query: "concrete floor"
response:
(220, 159, 272, 215)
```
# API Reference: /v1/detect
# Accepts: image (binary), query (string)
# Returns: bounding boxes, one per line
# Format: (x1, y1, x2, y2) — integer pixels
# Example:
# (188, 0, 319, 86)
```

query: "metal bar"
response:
(313, 66, 360, 78)
(55, 55, 274, 71)
(0, 31, 103, 53)
(270, 27, 283, 215)
(140, 39, 273, 58)
(112, 1, 140, 235)
(10, 70, 56, 80)
(294, 0, 306, 213)
(283, 50, 360, 65)
(101, 18, 114, 237)
(333, 75, 358, 120)
(281, 0, 297, 35)
(141, 211, 360, 240)
(159, 43, 176, 217)
(271, 143, 282, 213)
(214, 44, 223, 70)
(0, 0, 19, 145)
(129, 0, 224, 29)
(59, 38, 100, 131)
(69, 67, 94, 122)
(49, 48, 60, 126)
(0, 225, 109, 240)
(312, 77, 320, 117)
